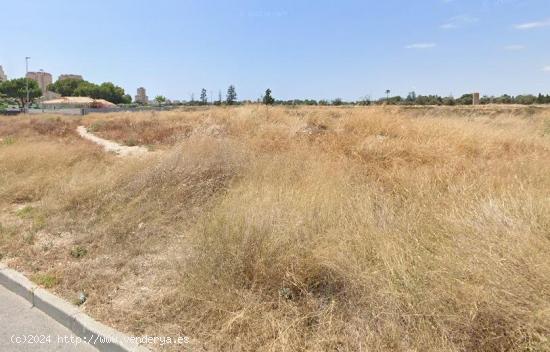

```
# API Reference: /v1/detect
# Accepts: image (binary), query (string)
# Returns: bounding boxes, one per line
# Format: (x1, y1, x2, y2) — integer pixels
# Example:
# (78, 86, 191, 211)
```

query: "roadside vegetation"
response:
(1, 105, 549, 351)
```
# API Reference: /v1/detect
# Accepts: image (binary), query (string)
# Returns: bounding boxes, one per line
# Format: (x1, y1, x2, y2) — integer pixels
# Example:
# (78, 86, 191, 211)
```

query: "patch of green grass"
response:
(1, 137, 15, 145)
(70, 246, 87, 259)
(23, 232, 36, 245)
(124, 138, 138, 146)
(15, 206, 46, 231)
(31, 215, 46, 231)
(32, 273, 60, 288)
(88, 121, 106, 132)
(16, 206, 35, 219)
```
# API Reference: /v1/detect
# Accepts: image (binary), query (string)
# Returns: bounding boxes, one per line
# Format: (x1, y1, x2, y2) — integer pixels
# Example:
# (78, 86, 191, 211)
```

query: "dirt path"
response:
(77, 126, 148, 156)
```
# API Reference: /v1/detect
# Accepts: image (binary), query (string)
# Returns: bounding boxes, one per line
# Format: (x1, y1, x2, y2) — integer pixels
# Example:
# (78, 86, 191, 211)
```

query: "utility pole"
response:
(25, 57, 30, 112)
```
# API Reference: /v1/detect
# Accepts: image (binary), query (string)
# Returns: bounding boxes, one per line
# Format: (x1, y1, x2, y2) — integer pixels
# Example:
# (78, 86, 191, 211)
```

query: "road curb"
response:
(0, 265, 149, 352)
(0, 264, 35, 304)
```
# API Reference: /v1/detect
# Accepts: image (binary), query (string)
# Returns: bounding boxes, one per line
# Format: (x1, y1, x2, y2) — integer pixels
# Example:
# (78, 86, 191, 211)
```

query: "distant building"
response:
(26, 71, 53, 95)
(135, 87, 148, 104)
(0, 65, 6, 82)
(472, 92, 480, 105)
(58, 74, 83, 81)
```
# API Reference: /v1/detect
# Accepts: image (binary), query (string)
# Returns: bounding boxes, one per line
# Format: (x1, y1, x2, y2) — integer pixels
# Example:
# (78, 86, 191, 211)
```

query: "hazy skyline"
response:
(1, 0, 549, 100)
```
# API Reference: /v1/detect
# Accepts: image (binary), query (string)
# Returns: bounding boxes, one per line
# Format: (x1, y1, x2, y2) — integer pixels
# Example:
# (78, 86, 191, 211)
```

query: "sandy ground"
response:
(77, 126, 148, 156)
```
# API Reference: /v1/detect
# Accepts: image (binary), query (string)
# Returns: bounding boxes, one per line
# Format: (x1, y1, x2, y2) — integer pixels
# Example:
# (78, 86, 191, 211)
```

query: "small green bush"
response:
(1, 137, 15, 145)
(70, 246, 87, 259)
(125, 138, 138, 146)
(15, 206, 46, 231)
(15, 206, 34, 218)
(32, 273, 59, 288)
(88, 121, 106, 132)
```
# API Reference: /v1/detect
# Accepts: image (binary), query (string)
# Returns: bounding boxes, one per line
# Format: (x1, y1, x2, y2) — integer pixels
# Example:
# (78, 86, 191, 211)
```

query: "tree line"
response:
(376, 92, 550, 106)
(268, 93, 550, 106)
(48, 78, 131, 104)
(173, 88, 550, 107)
(2, 77, 550, 110)
(0, 77, 131, 109)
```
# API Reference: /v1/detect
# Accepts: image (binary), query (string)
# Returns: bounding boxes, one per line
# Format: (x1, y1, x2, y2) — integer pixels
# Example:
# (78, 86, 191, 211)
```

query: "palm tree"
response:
(385, 89, 391, 101)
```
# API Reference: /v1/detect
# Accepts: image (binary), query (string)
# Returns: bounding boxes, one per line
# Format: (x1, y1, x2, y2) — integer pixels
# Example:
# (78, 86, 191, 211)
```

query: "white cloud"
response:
(441, 15, 479, 29)
(515, 19, 550, 30)
(504, 44, 525, 51)
(405, 43, 436, 49)
(440, 23, 457, 29)
(544, 66, 550, 72)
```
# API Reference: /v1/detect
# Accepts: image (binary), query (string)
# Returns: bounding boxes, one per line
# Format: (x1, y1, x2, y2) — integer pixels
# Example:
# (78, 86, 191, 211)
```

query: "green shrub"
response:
(1, 137, 15, 145)
(70, 246, 87, 258)
(15, 206, 34, 218)
(32, 273, 59, 288)
(15, 206, 46, 231)
(124, 138, 138, 146)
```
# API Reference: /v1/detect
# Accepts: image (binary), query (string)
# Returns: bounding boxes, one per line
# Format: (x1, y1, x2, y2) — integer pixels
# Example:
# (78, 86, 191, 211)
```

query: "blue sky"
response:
(1, 0, 549, 100)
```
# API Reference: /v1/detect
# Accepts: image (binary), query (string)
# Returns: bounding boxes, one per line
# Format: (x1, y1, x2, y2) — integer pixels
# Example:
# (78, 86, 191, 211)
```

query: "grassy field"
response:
(1, 105, 550, 351)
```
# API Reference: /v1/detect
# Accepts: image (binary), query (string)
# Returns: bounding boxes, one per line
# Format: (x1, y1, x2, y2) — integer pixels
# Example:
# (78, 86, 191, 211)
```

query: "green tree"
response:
(73, 81, 100, 99)
(96, 82, 127, 104)
(154, 95, 166, 107)
(262, 88, 274, 105)
(48, 78, 85, 96)
(456, 94, 473, 105)
(480, 95, 493, 105)
(515, 95, 537, 105)
(50, 79, 128, 104)
(406, 91, 417, 104)
(384, 96, 402, 105)
(200, 88, 208, 105)
(121, 94, 132, 104)
(226, 85, 237, 105)
(442, 96, 455, 106)
(416, 95, 443, 105)
(0, 78, 42, 109)
(493, 94, 511, 104)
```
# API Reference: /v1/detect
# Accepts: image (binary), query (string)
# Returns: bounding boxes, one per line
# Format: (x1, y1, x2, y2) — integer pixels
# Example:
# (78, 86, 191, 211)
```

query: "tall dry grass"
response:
(1, 106, 549, 351)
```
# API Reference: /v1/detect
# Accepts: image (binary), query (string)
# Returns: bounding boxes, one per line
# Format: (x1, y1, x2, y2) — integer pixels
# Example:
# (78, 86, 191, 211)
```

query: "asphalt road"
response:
(0, 285, 98, 352)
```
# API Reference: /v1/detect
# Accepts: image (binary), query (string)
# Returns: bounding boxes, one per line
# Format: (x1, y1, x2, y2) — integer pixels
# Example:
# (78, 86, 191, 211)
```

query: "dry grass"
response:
(1, 105, 550, 351)
(86, 117, 192, 147)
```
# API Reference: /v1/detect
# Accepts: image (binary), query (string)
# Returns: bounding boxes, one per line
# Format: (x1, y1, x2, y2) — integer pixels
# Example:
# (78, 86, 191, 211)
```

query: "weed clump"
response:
(70, 246, 87, 258)
(32, 273, 60, 288)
